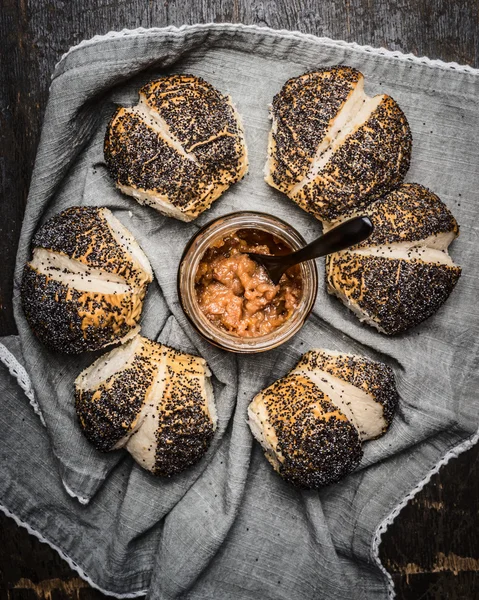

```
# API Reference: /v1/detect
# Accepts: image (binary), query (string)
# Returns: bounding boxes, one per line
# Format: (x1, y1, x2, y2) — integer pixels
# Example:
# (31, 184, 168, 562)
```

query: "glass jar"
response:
(178, 211, 318, 353)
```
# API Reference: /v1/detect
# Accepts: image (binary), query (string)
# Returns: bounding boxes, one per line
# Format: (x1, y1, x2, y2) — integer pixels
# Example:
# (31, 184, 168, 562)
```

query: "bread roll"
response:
(75, 335, 217, 476)
(21, 207, 152, 353)
(326, 184, 462, 334)
(104, 74, 248, 222)
(265, 67, 412, 222)
(248, 349, 398, 488)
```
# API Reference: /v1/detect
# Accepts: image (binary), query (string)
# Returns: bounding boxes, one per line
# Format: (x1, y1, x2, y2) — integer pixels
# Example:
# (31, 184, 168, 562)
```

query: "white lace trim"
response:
(371, 426, 479, 599)
(1, 334, 478, 597)
(0, 502, 147, 598)
(0, 342, 46, 426)
(62, 480, 91, 506)
(0, 339, 141, 593)
(0, 342, 93, 506)
(53, 23, 479, 77)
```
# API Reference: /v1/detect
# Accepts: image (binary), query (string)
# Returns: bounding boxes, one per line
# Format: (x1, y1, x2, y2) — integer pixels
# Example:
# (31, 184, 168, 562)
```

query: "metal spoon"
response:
(247, 215, 374, 285)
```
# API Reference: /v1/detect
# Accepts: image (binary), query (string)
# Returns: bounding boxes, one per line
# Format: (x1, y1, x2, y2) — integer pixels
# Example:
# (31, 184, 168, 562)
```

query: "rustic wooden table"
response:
(1, 1, 478, 599)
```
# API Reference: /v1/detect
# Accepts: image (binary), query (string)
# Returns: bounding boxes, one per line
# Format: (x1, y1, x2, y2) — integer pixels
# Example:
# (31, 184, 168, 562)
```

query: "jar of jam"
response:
(178, 212, 318, 353)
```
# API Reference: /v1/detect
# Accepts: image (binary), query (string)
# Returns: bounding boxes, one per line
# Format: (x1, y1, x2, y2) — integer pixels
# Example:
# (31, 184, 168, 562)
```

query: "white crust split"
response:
(23, 207, 153, 353)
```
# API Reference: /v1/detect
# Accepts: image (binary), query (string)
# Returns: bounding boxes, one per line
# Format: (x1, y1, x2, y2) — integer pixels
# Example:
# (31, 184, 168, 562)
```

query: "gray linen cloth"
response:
(1, 24, 479, 600)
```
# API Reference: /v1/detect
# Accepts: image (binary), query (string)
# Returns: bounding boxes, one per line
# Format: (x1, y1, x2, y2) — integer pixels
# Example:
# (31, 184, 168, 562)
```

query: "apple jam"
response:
(194, 229, 303, 337)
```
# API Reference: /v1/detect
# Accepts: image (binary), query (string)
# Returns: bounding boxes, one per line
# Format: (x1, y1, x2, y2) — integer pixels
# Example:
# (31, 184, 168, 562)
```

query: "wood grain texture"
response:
(0, 1, 478, 598)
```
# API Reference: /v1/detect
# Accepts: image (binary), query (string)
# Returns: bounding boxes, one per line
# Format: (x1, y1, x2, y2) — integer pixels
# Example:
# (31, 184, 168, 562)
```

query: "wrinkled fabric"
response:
(1, 24, 479, 600)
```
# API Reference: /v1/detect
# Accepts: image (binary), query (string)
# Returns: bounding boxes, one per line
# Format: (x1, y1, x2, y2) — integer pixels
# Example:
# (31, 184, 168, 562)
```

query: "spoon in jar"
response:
(247, 215, 374, 285)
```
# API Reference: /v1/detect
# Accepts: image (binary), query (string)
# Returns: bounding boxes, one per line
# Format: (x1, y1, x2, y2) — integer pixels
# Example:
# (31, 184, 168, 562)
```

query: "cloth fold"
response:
(1, 24, 479, 600)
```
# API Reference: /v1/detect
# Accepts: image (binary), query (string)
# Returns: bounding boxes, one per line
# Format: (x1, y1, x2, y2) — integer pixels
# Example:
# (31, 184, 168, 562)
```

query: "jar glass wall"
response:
(178, 211, 318, 353)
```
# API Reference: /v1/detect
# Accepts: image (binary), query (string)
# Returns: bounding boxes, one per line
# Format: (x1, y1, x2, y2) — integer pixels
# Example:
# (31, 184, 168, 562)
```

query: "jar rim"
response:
(177, 211, 318, 353)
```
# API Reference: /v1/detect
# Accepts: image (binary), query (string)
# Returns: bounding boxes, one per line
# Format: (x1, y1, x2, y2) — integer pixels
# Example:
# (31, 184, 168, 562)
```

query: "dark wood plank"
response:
(0, 1, 478, 598)
(380, 442, 479, 599)
(0, 0, 46, 336)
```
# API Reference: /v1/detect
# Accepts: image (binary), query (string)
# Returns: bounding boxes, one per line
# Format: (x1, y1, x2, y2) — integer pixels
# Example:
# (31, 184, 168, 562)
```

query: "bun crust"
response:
(21, 207, 152, 353)
(248, 349, 399, 488)
(294, 350, 398, 430)
(152, 345, 217, 477)
(32, 206, 152, 287)
(341, 183, 459, 249)
(22, 264, 142, 354)
(249, 373, 363, 488)
(292, 96, 411, 221)
(75, 337, 160, 451)
(327, 252, 461, 335)
(267, 67, 362, 194)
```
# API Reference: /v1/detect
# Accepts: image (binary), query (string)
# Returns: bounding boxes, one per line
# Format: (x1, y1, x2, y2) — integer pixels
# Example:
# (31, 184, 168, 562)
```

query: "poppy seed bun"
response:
(104, 74, 248, 222)
(265, 67, 412, 222)
(248, 349, 398, 488)
(248, 373, 363, 488)
(75, 335, 217, 477)
(21, 207, 152, 354)
(326, 184, 462, 334)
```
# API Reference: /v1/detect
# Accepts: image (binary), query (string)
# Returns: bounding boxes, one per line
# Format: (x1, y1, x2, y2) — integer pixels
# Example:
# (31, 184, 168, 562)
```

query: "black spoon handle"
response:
(284, 216, 374, 266)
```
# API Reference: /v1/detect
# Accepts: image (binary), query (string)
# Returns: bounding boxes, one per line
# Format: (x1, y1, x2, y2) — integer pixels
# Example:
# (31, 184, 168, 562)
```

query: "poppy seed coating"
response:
(75, 336, 216, 477)
(340, 183, 459, 249)
(105, 110, 207, 209)
(141, 76, 244, 167)
(326, 183, 462, 335)
(153, 347, 215, 476)
(32, 206, 151, 287)
(327, 253, 461, 335)
(293, 96, 412, 221)
(269, 67, 362, 192)
(76, 346, 158, 451)
(21, 264, 143, 354)
(21, 207, 151, 354)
